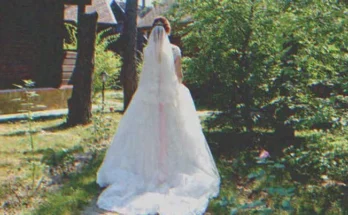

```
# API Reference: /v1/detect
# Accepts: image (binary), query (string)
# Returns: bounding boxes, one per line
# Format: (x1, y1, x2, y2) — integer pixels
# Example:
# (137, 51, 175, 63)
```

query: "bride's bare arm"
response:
(175, 57, 183, 83)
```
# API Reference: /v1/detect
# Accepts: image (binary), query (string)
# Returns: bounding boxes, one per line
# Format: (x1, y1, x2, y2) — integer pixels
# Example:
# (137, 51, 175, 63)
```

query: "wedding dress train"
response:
(96, 26, 220, 215)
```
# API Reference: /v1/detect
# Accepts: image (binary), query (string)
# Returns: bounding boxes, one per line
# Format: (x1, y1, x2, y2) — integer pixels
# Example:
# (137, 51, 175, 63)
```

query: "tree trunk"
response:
(67, 12, 98, 126)
(239, 1, 255, 133)
(120, 0, 138, 111)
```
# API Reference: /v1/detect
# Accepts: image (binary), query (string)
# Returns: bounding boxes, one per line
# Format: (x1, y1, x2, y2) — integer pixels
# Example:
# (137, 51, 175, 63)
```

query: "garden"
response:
(0, 0, 347, 214)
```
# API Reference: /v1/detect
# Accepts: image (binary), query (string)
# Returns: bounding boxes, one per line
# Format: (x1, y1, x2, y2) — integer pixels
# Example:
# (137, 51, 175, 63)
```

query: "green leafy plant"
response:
(170, 0, 348, 134)
(13, 80, 41, 152)
(89, 98, 113, 155)
(63, 23, 78, 50)
(94, 28, 122, 97)
(12, 80, 47, 199)
(283, 133, 348, 183)
(210, 153, 295, 214)
(41, 145, 84, 177)
(63, 24, 122, 96)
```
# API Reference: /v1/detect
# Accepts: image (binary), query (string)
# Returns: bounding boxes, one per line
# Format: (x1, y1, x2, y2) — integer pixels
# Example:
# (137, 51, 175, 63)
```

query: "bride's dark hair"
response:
(152, 16, 171, 35)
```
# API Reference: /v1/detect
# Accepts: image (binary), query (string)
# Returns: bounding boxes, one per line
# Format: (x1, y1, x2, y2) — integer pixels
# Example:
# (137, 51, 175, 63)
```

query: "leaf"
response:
(21, 103, 34, 107)
(27, 92, 39, 97)
(13, 84, 23, 89)
(11, 98, 22, 102)
(240, 200, 265, 209)
(247, 169, 266, 179)
(281, 199, 292, 210)
(230, 208, 238, 215)
(273, 163, 285, 169)
(23, 80, 35, 87)
(321, 175, 329, 180)
(219, 196, 229, 207)
(35, 105, 47, 109)
(266, 187, 295, 196)
(256, 208, 273, 214)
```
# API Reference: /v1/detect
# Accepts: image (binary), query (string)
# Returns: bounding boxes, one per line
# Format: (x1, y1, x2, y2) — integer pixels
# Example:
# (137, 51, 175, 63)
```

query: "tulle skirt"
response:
(96, 84, 220, 215)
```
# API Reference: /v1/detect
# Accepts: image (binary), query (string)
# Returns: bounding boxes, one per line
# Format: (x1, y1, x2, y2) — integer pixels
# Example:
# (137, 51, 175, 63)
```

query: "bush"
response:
(63, 24, 122, 96)
(94, 28, 122, 96)
(169, 0, 348, 133)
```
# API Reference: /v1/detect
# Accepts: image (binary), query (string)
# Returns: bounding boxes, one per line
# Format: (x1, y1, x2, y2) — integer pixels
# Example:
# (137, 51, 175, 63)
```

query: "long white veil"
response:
(137, 26, 179, 104)
(96, 25, 220, 215)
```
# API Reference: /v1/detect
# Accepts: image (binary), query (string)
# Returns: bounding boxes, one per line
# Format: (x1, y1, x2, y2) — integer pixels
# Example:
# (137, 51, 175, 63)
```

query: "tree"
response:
(172, 0, 347, 134)
(67, 12, 98, 126)
(120, 0, 139, 110)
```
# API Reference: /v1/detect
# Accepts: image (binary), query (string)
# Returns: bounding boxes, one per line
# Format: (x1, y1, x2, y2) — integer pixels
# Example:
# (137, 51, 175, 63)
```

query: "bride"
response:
(96, 17, 220, 215)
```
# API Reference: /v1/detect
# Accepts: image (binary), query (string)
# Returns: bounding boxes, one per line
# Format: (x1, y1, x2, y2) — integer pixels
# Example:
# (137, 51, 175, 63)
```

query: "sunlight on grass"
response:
(31, 151, 105, 215)
(0, 113, 121, 214)
(1, 107, 347, 214)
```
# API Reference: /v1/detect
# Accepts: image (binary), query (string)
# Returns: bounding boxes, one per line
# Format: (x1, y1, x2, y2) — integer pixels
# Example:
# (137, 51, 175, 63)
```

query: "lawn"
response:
(0, 90, 347, 214)
(0, 91, 123, 214)
(0, 112, 122, 215)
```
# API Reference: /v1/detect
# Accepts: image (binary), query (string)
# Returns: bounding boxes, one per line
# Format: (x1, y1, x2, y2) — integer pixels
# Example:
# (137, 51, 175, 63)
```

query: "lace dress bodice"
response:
(96, 33, 220, 215)
(171, 44, 181, 60)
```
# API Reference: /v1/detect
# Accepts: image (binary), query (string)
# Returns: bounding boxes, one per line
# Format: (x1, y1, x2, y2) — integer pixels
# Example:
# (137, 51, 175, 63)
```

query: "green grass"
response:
(1, 101, 347, 214)
(30, 152, 105, 215)
(0, 112, 122, 214)
(206, 128, 348, 215)
(29, 126, 348, 215)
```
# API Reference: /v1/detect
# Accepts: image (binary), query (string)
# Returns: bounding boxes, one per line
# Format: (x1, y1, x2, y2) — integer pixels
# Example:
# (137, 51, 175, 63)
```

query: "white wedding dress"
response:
(96, 26, 220, 215)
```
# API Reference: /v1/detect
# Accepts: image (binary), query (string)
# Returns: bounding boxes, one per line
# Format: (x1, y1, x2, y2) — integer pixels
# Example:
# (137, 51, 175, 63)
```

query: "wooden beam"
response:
(78, 4, 86, 13)
(63, 0, 91, 5)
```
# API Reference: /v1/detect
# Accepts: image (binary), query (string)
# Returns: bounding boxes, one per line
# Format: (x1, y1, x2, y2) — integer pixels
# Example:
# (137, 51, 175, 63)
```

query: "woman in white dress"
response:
(96, 17, 220, 215)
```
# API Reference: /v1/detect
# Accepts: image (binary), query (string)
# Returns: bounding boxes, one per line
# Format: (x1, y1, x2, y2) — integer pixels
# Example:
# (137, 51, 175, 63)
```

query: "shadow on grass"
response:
(0, 114, 66, 125)
(1, 122, 70, 137)
(31, 150, 106, 215)
(29, 128, 347, 214)
(205, 129, 348, 214)
(205, 130, 305, 159)
(205, 129, 313, 185)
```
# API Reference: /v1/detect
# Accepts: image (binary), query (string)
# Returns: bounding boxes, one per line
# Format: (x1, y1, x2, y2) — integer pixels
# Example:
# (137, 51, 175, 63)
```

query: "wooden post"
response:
(77, 4, 86, 51)
(67, 12, 98, 126)
(120, 0, 138, 111)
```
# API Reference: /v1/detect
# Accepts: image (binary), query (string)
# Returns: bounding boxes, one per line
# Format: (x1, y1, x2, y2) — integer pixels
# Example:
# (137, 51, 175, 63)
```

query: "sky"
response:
(116, 0, 155, 7)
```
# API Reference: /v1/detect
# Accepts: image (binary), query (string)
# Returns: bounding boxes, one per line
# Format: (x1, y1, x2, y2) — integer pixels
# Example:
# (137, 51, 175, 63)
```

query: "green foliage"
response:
(210, 153, 296, 214)
(170, 0, 348, 132)
(63, 23, 77, 50)
(32, 153, 104, 215)
(207, 127, 348, 214)
(94, 28, 122, 96)
(12, 80, 48, 151)
(13, 80, 40, 152)
(9, 80, 48, 203)
(63, 24, 122, 96)
(41, 145, 84, 176)
(283, 130, 348, 183)
(90, 110, 112, 145)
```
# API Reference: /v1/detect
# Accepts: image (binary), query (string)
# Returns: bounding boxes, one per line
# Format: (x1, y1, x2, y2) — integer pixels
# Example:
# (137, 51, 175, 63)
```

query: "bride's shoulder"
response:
(171, 44, 181, 58)
(171, 44, 181, 51)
